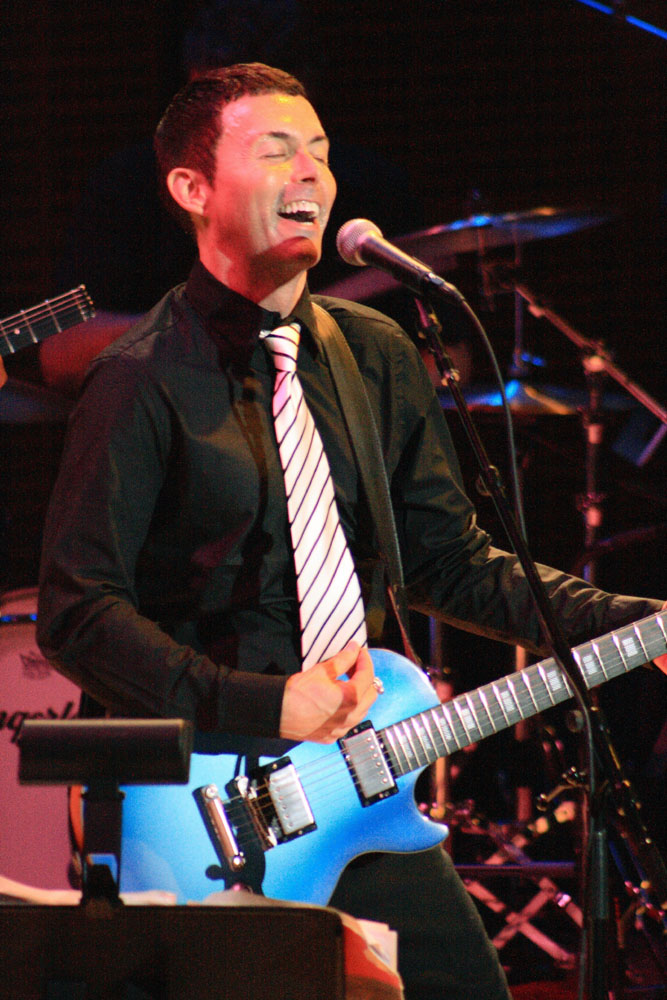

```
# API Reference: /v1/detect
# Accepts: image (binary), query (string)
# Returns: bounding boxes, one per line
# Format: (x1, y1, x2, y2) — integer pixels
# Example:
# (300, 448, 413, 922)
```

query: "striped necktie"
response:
(261, 322, 367, 669)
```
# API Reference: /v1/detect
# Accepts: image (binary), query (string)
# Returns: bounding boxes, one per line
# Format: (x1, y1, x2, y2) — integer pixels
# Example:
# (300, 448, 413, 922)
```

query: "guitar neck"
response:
(0, 285, 95, 358)
(381, 610, 667, 778)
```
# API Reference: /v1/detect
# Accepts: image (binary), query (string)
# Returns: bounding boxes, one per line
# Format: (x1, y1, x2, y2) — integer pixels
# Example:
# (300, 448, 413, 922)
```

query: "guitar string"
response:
(201, 695, 657, 852)
(226, 694, 492, 824)
(1, 296, 91, 331)
(212, 723, 434, 829)
(200, 613, 666, 838)
(0, 288, 92, 334)
(200, 617, 666, 841)
(207, 691, 527, 841)
(208, 680, 537, 838)
(0, 287, 90, 323)
(234, 628, 647, 815)
(0, 302, 93, 345)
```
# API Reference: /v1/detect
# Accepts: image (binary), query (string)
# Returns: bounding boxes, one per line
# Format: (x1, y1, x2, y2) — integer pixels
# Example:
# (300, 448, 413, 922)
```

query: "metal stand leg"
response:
(452, 803, 582, 970)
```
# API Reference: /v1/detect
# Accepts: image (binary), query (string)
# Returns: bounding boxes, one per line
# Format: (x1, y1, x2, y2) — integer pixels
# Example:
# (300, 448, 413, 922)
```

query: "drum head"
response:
(0, 588, 80, 889)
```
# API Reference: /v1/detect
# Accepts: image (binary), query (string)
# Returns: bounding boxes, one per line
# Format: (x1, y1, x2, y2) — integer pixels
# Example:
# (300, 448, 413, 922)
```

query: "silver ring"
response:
(372, 677, 385, 694)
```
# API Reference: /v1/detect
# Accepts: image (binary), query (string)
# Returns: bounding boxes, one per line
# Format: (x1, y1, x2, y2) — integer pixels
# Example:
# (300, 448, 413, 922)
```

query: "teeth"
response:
(279, 200, 319, 220)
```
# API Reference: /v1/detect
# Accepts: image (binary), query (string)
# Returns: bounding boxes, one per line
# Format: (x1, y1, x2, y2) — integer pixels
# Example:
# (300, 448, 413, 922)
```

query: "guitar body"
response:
(120, 649, 448, 905)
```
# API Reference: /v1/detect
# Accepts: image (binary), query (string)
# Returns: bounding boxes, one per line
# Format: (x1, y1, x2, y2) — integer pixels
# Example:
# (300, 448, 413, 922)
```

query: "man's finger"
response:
(347, 645, 374, 681)
(322, 641, 362, 681)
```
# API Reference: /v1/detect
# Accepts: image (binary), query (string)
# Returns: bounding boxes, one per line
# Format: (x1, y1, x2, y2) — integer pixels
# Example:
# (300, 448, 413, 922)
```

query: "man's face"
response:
(204, 92, 337, 281)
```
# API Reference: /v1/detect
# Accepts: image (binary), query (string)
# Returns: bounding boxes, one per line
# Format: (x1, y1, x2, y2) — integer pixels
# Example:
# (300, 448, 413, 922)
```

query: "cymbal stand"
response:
(506, 279, 667, 433)
(509, 240, 528, 381)
(492, 278, 667, 995)
(578, 354, 607, 584)
(506, 279, 667, 584)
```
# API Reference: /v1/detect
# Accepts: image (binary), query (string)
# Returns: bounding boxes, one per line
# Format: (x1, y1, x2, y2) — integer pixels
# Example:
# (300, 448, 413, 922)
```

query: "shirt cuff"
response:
(218, 670, 287, 738)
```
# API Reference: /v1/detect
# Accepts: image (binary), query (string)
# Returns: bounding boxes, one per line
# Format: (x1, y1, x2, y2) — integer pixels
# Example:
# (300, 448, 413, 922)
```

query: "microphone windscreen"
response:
(336, 218, 383, 266)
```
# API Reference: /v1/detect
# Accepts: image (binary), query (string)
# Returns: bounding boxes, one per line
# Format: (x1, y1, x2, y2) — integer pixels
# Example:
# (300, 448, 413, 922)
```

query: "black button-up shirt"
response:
(37, 262, 661, 738)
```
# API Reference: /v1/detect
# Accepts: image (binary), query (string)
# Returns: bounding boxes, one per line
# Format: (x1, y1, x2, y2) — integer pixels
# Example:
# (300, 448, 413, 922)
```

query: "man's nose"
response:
(291, 149, 318, 181)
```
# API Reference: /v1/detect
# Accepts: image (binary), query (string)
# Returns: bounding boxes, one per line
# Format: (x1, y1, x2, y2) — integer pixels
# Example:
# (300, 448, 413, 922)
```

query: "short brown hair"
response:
(154, 62, 307, 232)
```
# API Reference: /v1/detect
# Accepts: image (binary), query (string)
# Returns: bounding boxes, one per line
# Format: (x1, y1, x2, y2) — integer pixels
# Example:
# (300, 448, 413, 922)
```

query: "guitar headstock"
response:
(74, 284, 96, 323)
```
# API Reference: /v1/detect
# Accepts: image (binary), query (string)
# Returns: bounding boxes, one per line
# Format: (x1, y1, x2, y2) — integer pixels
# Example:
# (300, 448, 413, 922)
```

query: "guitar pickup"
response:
(340, 722, 398, 806)
(231, 757, 317, 848)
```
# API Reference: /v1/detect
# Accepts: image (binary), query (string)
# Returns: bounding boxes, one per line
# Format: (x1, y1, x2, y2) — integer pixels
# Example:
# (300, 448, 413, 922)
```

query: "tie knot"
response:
(261, 322, 301, 374)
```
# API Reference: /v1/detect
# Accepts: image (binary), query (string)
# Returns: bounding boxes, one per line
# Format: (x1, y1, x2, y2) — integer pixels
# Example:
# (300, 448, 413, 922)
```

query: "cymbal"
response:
(321, 206, 608, 302)
(319, 266, 409, 302)
(438, 379, 634, 417)
(0, 379, 72, 424)
(397, 206, 609, 265)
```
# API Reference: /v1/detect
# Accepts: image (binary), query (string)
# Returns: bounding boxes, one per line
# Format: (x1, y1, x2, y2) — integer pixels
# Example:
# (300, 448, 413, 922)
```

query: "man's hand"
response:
(279, 642, 378, 744)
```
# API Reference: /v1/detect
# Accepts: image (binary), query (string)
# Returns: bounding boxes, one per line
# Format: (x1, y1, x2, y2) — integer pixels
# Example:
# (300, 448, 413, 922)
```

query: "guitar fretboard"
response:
(381, 610, 667, 778)
(0, 285, 95, 358)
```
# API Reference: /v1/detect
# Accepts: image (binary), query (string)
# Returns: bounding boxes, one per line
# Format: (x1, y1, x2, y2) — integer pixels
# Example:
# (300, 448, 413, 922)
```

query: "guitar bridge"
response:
(340, 721, 398, 806)
(199, 783, 246, 871)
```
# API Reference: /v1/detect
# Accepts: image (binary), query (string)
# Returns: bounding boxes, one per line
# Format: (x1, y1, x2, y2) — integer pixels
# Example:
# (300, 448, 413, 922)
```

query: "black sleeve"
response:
(36, 354, 286, 737)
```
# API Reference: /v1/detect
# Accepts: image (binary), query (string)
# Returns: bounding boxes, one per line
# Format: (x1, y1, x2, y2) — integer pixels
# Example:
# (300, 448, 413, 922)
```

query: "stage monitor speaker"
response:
(0, 903, 345, 999)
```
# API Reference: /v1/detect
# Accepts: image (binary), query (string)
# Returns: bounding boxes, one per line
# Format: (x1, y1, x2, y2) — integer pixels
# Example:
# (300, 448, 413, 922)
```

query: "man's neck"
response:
(198, 248, 308, 318)
(257, 272, 307, 317)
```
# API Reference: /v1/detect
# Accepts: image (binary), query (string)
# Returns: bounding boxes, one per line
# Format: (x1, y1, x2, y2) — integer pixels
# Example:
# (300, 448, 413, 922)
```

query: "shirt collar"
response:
(185, 260, 322, 364)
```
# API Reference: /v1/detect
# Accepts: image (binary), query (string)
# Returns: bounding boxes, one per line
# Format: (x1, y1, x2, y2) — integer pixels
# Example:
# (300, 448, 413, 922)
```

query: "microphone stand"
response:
(416, 276, 667, 999)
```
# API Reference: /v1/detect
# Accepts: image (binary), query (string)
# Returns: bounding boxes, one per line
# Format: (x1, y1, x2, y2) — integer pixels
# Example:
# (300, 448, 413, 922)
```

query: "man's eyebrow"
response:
(260, 130, 329, 145)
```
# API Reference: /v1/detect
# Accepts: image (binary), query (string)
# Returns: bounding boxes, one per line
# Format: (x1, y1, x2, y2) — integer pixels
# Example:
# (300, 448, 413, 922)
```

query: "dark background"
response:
(2, 1, 665, 344)
(1, 0, 666, 820)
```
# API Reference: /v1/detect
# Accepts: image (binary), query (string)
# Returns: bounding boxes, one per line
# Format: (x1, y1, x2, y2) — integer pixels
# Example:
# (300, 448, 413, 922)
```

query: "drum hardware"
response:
(0, 588, 81, 888)
(535, 767, 588, 813)
(570, 522, 667, 581)
(419, 291, 667, 996)
(446, 799, 582, 969)
(498, 277, 667, 583)
(604, 823, 667, 992)
(415, 225, 666, 1000)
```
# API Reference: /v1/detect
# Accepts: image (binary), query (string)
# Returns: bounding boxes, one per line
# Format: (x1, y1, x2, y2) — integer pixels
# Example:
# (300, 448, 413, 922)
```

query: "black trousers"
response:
(330, 845, 511, 1000)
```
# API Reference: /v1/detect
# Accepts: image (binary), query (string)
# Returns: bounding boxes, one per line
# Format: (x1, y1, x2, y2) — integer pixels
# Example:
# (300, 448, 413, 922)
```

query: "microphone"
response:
(336, 219, 465, 303)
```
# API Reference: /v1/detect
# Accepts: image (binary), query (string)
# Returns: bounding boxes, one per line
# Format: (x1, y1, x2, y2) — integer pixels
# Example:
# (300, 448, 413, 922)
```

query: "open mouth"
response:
(278, 200, 320, 224)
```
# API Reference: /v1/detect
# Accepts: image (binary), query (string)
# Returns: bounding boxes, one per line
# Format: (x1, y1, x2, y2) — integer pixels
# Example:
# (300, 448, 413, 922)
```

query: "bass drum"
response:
(0, 587, 79, 888)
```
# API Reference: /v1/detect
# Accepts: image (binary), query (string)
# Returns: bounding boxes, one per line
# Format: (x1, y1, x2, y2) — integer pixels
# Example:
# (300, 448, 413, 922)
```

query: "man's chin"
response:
(261, 238, 322, 275)
(281, 234, 321, 262)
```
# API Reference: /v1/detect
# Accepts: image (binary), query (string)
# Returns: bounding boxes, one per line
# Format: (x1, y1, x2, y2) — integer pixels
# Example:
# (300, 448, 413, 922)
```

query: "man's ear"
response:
(166, 167, 210, 221)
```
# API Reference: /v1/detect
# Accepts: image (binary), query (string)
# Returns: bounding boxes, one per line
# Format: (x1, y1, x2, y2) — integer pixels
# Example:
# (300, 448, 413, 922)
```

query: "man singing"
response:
(38, 64, 666, 999)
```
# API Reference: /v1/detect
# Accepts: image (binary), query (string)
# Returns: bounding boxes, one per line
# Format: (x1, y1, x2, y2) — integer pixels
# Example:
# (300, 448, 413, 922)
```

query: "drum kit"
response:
(0, 205, 665, 897)
(325, 204, 666, 579)
(324, 205, 638, 417)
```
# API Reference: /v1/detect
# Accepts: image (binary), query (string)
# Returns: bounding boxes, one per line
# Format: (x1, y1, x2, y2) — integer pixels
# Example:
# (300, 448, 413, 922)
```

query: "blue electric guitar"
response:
(120, 609, 666, 905)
